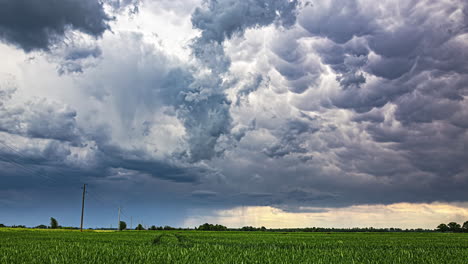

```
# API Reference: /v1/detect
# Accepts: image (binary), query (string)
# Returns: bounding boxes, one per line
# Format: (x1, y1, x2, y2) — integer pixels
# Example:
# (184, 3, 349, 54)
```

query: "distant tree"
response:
(35, 224, 48, 229)
(447, 222, 461, 232)
(149, 225, 157, 230)
(241, 226, 258, 231)
(119, 221, 127, 231)
(463, 221, 468, 232)
(50, 217, 58, 229)
(214, 224, 227, 231)
(437, 223, 449, 232)
(261, 226, 267, 231)
(198, 223, 211, 231)
(163, 226, 175, 230)
(198, 223, 227, 231)
(136, 224, 145, 230)
(0, 224, 5, 228)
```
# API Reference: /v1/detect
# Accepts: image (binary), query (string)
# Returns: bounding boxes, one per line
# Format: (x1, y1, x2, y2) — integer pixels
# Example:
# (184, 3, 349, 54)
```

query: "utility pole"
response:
(80, 184, 87, 232)
(118, 206, 121, 231)
(130, 216, 133, 230)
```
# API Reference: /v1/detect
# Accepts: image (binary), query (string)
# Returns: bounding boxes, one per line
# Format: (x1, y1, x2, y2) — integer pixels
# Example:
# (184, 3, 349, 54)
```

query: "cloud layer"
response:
(0, 0, 467, 227)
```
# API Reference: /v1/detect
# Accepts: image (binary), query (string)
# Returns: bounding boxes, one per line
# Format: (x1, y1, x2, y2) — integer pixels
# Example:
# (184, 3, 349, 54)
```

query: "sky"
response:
(0, 0, 467, 229)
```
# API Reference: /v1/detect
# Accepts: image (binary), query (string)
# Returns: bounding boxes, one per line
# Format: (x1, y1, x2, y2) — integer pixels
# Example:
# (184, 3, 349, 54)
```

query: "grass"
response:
(0, 228, 467, 263)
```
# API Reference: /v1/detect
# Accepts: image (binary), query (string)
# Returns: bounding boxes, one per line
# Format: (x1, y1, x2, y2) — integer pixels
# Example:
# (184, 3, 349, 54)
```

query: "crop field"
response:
(0, 229, 467, 263)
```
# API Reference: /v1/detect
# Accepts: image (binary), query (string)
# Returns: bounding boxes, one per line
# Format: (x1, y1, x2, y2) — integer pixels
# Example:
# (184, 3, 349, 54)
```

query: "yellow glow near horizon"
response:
(184, 202, 468, 229)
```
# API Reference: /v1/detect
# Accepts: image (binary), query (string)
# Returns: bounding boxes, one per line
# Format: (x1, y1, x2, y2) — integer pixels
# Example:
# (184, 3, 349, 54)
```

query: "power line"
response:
(0, 140, 66, 186)
(0, 154, 61, 186)
(0, 139, 90, 191)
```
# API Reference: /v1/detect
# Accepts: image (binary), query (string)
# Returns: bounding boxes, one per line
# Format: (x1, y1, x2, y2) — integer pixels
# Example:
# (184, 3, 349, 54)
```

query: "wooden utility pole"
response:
(80, 184, 86, 232)
(118, 206, 121, 231)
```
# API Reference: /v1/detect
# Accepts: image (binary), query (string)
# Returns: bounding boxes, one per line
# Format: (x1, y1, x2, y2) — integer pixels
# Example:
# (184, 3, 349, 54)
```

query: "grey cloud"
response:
(395, 92, 461, 124)
(352, 108, 385, 124)
(192, 0, 298, 44)
(273, 56, 322, 93)
(0, 136, 203, 191)
(97, 145, 205, 183)
(190, 0, 299, 73)
(107, 0, 139, 13)
(2, 0, 468, 220)
(268, 28, 324, 93)
(263, 118, 320, 158)
(190, 0, 298, 71)
(57, 62, 85, 75)
(20, 100, 80, 143)
(57, 44, 102, 75)
(0, 0, 111, 52)
(235, 74, 264, 106)
(368, 29, 422, 58)
(0, 87, 81, 144)
(367, 56, 414, 80)
(191, 41, 231, 73)
(62, 45, 102, 61)
(182, 0, 300, 161)
(179, 91, 232, 161)
(298, 0, 375, 44)
(229, 189, 338, 210)
(312, 37, 369, 89)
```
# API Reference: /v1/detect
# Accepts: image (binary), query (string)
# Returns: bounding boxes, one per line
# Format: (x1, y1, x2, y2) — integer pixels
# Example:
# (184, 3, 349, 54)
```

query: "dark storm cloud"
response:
(0, 0, 111, 51)
(263, 118, 320, 158)
(1, 0, 468, 219)
(97, 145, 205, 183)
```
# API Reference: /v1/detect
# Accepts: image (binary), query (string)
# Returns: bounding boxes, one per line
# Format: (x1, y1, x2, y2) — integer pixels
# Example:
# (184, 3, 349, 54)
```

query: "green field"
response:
(0, 229, 467, 263)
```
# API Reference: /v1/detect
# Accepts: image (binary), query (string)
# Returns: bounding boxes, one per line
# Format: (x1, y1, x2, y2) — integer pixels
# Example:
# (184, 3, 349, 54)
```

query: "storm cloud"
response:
(0, 0, 467, 227)
(0, 0, 111, 51)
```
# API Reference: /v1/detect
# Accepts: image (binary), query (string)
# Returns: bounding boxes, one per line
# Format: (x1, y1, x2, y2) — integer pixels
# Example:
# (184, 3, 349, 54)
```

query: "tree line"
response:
(0, 218, 69, 229)
(2, 219, 468, 232)
(436, 221, 468, 233)
(118, 221, 186, 231)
